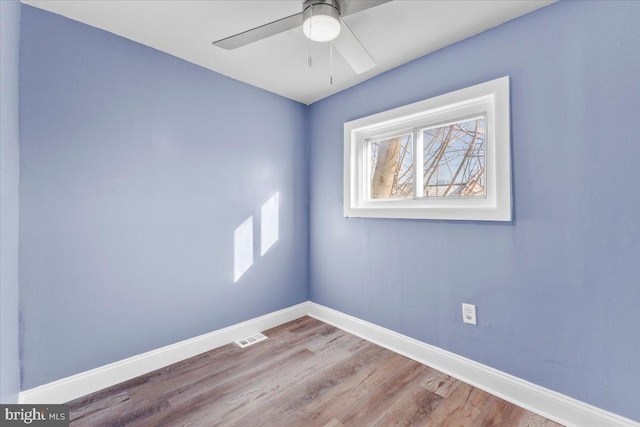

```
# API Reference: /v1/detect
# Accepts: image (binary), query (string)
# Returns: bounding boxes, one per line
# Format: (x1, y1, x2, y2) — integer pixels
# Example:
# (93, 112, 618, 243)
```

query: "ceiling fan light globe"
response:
(302, 4, 341, 42)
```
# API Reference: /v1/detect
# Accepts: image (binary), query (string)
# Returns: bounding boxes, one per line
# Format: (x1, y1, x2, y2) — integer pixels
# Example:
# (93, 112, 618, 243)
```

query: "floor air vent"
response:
(234, 333, 268, 348)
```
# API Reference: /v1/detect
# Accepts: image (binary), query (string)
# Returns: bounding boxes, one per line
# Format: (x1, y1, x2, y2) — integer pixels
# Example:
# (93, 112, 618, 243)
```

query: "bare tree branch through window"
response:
(367, 117, 485, 200)
(369, 134, 413, 199)
(423, 117, 485, 197)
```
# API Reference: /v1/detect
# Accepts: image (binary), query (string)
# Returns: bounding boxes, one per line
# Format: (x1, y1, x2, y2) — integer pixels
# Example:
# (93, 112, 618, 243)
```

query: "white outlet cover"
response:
(462, 303, 477, 325)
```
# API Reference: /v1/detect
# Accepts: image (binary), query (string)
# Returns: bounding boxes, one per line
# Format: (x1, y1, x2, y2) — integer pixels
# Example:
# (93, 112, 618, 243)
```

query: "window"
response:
(344, 76, 511, 221)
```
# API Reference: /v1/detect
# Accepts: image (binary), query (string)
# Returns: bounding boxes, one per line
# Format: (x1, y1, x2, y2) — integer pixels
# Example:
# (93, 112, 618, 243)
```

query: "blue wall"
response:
(309, 1, 640, 421)
(19, 6, 309, 389)
(0, 0, 22, 404)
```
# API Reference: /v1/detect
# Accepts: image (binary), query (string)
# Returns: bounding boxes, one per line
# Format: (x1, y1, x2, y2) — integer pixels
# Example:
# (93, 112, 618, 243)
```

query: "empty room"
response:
(1, 0, 639, 425)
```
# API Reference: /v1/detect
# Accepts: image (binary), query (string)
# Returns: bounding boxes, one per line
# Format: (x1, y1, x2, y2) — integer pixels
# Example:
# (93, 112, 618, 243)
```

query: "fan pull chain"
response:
(307, 5, 313, 68)
(330, 41, 334, 85)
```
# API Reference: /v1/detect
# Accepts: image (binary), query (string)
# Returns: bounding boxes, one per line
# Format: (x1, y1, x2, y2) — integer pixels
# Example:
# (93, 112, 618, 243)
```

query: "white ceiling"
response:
(22, 0, 554, 105)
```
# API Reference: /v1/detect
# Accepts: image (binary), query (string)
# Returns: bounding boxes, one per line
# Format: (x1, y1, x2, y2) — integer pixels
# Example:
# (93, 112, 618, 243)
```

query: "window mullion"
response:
(413, 127, 423, 199)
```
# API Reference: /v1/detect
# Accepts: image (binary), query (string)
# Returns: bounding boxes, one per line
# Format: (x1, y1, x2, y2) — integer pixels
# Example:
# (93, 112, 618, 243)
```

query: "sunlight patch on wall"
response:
(234, 216, 253, 283)
(261, 192, 279, 256)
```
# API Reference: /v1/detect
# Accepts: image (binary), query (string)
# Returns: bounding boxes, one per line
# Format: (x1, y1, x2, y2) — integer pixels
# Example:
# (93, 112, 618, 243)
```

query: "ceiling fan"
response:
(212, 0, 392, 74)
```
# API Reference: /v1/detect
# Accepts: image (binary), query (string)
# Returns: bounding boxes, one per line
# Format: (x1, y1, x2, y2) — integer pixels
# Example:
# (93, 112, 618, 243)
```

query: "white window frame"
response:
(344, 76, 511, 221)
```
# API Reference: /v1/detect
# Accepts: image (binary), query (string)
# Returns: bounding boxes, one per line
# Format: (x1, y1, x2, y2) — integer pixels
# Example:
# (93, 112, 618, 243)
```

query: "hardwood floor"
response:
(67, 317, 563, 426)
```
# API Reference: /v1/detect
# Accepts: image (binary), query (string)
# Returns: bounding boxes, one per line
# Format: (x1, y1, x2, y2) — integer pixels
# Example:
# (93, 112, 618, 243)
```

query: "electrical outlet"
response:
(462, 303, 477, 325)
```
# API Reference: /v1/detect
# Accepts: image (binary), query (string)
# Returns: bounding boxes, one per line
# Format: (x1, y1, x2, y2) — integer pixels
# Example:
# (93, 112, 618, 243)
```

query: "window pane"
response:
(368, 134, 413, 199)
(367, 134, 413, 199)
(422, 117, 485, 197)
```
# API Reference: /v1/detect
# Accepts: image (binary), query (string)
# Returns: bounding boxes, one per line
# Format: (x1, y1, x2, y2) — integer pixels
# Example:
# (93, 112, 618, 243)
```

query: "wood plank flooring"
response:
(67, 317, 563, 426)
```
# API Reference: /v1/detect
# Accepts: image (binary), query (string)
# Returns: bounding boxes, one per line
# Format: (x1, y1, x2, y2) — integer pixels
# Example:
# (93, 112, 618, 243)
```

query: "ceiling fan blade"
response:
(339, 0, 392, 17)
(213, 13, 303, 50)
(333, 20, 376, 74)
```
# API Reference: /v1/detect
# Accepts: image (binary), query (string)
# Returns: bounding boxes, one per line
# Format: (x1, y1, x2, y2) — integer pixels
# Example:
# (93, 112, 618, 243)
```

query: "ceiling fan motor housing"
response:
(302, 0, 342, 42)
(303, 0, 341, 15)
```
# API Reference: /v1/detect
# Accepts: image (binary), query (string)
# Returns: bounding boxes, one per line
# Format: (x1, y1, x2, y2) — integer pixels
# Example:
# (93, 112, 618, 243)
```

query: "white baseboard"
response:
(18, 302, 309, 404)
(19, 300, 639, 427)
(305, 302, 639, 427)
